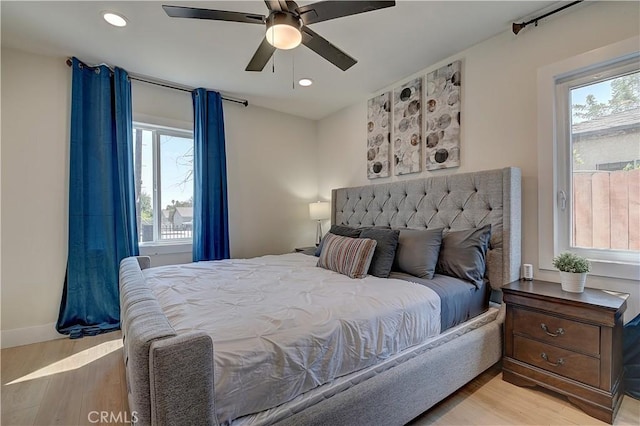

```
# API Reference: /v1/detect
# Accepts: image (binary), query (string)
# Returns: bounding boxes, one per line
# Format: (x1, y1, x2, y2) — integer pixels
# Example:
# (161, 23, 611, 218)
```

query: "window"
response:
(538, 37, 639, 280)
(133, 124, 194, 244)
(555, 60, 639, 265)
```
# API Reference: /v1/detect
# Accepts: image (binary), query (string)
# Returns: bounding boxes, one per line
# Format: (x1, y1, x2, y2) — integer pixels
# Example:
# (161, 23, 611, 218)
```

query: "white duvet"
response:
(144, 253, 441, 425)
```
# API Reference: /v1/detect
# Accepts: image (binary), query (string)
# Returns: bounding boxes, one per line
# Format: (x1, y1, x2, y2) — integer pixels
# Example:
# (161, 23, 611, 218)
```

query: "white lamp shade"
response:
(309, 201, 330, 220)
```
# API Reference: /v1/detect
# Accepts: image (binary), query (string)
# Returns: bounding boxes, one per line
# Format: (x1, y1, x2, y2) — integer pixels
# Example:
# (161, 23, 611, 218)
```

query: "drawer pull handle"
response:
(540, 352, 564, 367)
(540, 323, 564, 337)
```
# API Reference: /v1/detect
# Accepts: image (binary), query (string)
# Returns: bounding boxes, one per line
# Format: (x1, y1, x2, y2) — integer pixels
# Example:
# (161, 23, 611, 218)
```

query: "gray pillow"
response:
(393, 228, 444, 279)
(436, 225, 492, 288)
(359, 228, 400, 278)
(315, 225, 362, 256)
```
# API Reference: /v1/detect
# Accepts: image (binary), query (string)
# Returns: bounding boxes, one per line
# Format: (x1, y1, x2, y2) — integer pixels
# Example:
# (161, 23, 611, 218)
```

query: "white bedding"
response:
(144, 253, 441, 425)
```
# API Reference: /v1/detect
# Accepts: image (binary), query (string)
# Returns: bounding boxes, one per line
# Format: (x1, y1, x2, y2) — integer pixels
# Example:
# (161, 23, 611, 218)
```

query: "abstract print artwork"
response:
(367, 92, 391, 179)
(425, 60, 461, 170)
(393, 78, 422, 175)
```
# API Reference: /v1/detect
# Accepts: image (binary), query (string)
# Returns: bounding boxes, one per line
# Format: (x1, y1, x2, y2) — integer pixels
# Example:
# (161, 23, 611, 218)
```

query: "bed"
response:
(119, 166, 521, 426)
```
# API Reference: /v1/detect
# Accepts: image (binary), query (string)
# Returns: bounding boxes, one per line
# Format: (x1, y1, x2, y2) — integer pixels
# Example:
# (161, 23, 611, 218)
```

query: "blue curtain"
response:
(192, 88, 230, 261)
(57, 58, 139, 338)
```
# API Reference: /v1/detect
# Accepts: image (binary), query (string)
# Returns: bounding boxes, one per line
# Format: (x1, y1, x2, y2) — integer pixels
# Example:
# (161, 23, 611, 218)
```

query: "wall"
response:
(316, 1, 640, 321)
(1, 47, 319, 347)
(1, 49, 70, 346)
(224, 104, 319, 258)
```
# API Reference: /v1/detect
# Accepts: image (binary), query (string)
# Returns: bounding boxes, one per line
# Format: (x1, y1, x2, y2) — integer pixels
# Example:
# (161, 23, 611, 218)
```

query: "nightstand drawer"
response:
(512, 308, 600, 356)
(513, 335, 600, 387)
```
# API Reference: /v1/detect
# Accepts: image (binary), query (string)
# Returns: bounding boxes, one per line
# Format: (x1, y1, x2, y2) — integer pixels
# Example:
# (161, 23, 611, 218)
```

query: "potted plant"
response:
(552, 252, 591, 293)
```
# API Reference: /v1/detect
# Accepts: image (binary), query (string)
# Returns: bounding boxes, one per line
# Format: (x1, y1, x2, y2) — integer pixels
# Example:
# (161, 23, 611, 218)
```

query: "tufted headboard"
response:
(331, 167, 521, 290)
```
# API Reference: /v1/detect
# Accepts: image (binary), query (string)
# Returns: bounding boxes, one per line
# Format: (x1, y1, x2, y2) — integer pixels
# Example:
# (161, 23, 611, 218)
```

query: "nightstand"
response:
(502, 280, 628, 424)
(294, 247, 317, 256)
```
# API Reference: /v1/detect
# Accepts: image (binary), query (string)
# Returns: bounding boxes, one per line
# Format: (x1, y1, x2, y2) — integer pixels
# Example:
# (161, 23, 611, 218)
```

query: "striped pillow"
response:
(317, 233, 378, 279)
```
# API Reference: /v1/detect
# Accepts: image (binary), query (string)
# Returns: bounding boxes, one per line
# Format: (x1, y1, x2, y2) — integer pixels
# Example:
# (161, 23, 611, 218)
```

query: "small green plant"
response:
(552, 252, 591, 273)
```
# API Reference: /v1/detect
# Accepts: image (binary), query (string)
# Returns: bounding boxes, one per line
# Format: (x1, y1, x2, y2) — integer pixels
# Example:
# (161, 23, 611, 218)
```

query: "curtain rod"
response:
(512, 0, 583, 35)
(65, 58, 249, 107)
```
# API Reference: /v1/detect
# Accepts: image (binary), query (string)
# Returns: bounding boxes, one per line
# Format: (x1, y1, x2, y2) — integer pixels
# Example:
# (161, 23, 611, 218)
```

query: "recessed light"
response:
(299, 78, 313, 87)
(103, 11, 128, 27)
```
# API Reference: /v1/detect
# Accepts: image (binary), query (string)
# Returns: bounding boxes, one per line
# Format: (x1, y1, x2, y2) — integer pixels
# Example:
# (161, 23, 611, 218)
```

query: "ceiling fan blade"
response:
(301, 27, 357, 71)
(265, 0, 293, 11)
(264, 1, 283, 11)
(162, 5, 265, 24)
(246, 37, 277, 72)
(285, 1, 299, 11)
(296, 1, 395, 25)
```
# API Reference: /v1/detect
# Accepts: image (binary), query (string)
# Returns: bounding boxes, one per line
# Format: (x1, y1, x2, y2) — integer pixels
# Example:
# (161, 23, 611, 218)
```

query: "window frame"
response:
(133, 121, 194, 247)
(555, 59, 639, 265)
(537, 36, 640, 281)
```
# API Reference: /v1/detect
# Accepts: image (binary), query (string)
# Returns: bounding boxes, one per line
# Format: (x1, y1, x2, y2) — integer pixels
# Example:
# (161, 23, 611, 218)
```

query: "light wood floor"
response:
(1, 332, 638, 425)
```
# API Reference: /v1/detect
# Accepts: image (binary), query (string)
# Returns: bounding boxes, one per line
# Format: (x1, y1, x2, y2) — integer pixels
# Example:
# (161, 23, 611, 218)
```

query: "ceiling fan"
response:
(162, 1, 396, 72)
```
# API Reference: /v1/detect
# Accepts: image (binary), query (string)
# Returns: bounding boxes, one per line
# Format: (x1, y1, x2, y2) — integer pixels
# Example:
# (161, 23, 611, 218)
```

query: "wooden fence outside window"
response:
(573, 169, 640, 251)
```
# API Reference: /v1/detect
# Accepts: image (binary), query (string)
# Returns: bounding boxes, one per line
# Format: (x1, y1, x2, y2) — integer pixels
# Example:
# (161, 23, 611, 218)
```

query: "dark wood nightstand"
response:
(502, 279, 628, 424)
(294, 247, 317, 256)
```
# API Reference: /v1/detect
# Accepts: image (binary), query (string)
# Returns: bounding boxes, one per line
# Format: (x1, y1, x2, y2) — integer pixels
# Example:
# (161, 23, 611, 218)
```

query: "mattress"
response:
(144, 253, 442, 425)
(389, 272, 489, 330)
(235, 305, 501, 426)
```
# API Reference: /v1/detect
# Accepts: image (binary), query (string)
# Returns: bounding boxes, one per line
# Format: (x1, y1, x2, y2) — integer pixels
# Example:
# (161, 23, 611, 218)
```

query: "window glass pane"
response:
(570, 71, 640, 252)
(159, 133, 193, 240)
(132, 126, 194, 244)
(133, 128, 154, 243)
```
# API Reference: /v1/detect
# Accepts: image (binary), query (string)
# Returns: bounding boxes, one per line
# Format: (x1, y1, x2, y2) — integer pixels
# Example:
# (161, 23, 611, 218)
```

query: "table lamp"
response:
(309, 201, 330, 246)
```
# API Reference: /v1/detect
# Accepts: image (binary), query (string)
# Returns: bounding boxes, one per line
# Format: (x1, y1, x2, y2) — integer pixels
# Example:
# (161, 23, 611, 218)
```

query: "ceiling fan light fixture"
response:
(265, 13, 302, 50)
(162, 1, 397, 72)
(102, 11, 128, 27)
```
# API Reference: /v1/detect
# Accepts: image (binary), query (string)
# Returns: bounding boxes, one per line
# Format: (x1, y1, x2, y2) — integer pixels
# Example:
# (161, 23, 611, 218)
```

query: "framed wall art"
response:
(425, 60, 461, 170)
(393, 78, 422, 175)
(367, 92, 391, 179)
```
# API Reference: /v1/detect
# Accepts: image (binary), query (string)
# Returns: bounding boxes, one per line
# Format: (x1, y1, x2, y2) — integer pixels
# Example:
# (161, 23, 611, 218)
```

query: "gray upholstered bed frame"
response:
(119, 167, 521, 425)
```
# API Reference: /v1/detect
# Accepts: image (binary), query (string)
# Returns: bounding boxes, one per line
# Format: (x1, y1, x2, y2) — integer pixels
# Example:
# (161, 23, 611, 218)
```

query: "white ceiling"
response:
(1, 1, 558, 120)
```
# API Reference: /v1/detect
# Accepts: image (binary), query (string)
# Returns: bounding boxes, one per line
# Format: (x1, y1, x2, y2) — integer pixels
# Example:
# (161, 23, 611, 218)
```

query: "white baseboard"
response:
(1, 322, 66, 349)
